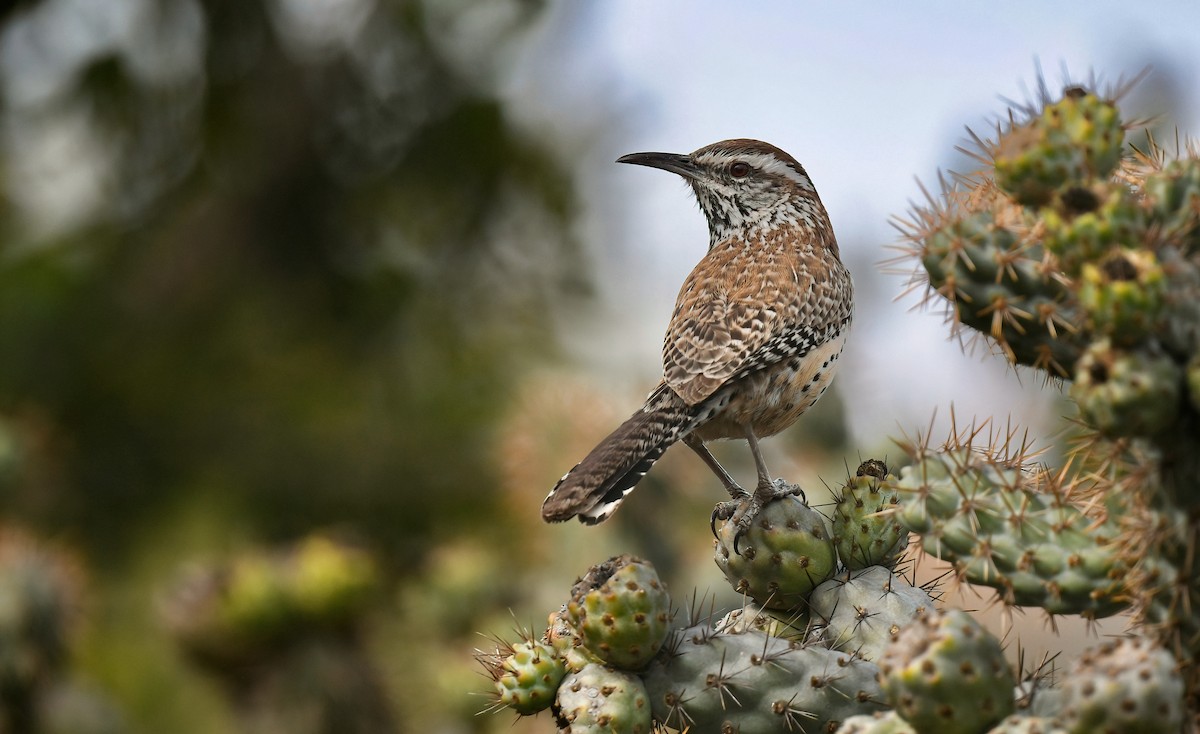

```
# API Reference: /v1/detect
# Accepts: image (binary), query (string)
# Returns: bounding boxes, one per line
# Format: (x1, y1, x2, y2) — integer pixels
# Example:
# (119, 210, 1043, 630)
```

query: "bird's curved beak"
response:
(616, 151, 698, 179)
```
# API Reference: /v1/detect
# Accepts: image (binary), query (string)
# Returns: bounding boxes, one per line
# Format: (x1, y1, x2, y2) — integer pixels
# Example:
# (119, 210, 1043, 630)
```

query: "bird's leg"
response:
(684, 434, 751, 540)
(683, 434, 748, 499)
(715, 426, 805, 554)
(744, 427, 805, 503)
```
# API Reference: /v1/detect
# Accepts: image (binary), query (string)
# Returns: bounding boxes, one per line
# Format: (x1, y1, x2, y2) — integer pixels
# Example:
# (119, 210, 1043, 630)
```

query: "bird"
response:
(540, 138, 853, 543)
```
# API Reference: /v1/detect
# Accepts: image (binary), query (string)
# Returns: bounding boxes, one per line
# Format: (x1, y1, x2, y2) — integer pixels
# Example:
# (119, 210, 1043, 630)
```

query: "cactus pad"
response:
(891, 447, 1128, 617)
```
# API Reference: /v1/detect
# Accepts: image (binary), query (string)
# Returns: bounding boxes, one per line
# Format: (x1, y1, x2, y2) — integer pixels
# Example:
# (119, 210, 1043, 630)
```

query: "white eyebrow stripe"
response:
(702, 151, 813, 191)
(751, 154, 813, 190)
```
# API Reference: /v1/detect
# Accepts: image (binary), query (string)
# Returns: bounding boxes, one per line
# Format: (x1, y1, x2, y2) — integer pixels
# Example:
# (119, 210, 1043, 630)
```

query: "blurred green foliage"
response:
(0, 0, 588, 730)
(0, 0, 583, 558)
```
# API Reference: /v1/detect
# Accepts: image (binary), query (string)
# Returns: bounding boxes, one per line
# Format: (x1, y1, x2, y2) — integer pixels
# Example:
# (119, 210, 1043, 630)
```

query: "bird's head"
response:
(617, 138, 821, 245)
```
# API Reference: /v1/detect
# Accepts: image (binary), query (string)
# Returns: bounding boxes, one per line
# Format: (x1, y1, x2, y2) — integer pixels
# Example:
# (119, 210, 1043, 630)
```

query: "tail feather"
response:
(541, 393, 697, 524)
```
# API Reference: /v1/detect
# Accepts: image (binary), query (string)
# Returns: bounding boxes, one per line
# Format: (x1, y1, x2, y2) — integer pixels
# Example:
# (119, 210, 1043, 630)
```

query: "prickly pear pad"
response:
(891, 448, 1128, 618)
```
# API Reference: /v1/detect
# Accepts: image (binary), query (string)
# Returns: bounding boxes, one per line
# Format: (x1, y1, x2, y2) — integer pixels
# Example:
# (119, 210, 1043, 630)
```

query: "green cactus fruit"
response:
(644, 625, 886, 733)
(891, 449, 1128, 617)
(1055, 638, 1184, 734)
(1078, 249, 1166, 345)
(985, 715, 1068, 734)
(566, 555, 671, 671)
(878, 609, 1015, 734)
(833, 460, 908, 570)
(809, 566, 935, 661)
(492, 639, 565, 716)
(836, 712, 917, 733)
(1070, 339, 1181, 437)
(713, 601, 809, 641)
(713, 493, 837, 611)
(0, 530, 80, 698)
(554, 663, 651, 734)
(993, 88, 1124, 207)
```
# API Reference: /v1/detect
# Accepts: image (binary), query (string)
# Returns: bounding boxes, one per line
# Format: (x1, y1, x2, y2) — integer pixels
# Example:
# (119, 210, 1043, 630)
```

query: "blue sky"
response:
(504, 1, 1200, 458)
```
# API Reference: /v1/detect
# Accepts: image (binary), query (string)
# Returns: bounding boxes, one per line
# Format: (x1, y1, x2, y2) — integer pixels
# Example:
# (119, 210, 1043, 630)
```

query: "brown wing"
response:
(662, 242, 796, 406)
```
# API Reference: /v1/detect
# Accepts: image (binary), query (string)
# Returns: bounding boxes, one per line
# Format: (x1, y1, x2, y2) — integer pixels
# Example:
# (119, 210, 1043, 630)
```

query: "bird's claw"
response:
(712, 479, 806, 555)
(711, 486, 751, 542)
(710, 500, 738, 540)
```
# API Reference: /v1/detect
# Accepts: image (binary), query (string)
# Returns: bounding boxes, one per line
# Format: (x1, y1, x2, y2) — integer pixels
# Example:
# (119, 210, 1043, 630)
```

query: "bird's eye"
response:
(729, 161, 751, 178)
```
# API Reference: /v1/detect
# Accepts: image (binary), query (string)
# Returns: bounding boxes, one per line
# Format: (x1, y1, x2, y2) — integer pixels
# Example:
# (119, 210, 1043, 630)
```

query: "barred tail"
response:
(541, 390, 697, 525)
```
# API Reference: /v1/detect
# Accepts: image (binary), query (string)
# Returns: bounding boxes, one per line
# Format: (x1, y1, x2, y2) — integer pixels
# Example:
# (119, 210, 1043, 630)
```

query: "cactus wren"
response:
(541, 139, 853, 542)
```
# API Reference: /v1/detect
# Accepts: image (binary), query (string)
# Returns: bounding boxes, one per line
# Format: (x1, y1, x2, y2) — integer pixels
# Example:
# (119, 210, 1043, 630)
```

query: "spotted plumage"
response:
(541, 139, 853, 528)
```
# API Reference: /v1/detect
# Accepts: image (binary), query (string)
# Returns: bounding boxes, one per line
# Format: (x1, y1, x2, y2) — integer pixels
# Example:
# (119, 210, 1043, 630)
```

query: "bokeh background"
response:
(0, 1, 1198, 732)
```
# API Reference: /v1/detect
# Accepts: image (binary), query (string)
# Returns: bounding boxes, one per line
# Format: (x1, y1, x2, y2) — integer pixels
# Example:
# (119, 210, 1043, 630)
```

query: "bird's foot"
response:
(710, 486, 751, 540)
(714, 479, 805, 555)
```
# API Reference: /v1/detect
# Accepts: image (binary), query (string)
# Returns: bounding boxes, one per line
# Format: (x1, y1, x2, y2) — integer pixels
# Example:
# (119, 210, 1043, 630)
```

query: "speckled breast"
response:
(691, 330, 847, 441)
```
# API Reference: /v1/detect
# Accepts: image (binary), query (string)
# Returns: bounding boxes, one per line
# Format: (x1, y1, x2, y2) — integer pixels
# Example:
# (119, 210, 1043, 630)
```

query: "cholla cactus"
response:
(479, 522, 910, 731)
(891, 77, 1200, 728)
(483, 76, 1200, 733)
